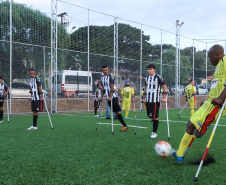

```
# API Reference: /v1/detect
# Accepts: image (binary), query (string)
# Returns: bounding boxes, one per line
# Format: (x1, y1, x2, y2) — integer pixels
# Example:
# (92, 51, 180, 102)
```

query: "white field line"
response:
(61, 114, 226, 127)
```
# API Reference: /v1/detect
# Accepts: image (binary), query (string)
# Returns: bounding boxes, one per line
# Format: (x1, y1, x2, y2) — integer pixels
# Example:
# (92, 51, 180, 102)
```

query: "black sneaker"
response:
(106, 117, 111, 119)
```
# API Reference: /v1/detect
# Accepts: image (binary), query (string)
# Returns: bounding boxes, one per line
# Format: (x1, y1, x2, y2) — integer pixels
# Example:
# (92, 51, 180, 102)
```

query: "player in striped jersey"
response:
(27, 69, 44, 130)
(173, 44, 226, 163)
(0, 76, 9, 123)
(94, 83, 101, 117)
(100, 65, 128, 132)
(185, 79, 197, 117)
(142, 64, 167, 139)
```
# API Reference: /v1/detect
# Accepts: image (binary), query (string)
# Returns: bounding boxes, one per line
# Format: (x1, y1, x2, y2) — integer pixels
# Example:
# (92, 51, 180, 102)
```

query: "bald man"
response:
(172, 44, 226, 163)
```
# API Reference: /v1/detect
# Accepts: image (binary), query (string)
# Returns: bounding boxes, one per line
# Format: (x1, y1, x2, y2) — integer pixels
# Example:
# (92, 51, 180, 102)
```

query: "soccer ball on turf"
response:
(154, 141, 172, 158)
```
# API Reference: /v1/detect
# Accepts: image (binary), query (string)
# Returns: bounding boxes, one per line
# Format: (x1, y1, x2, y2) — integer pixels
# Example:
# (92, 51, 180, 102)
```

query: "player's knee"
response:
(186, 121, 196, 135)
(194, 129, 204, 138)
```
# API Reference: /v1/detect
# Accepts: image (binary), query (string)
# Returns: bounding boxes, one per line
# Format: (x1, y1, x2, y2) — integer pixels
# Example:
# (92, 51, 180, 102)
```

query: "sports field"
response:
(0, 108, 226, 184)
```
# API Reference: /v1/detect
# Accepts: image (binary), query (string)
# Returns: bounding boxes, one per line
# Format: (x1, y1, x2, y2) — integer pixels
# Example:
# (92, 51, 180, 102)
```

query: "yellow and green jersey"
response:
(121, 87, 134, 101)
(185, 84, 196, 101)
(207, 56, 226, 103)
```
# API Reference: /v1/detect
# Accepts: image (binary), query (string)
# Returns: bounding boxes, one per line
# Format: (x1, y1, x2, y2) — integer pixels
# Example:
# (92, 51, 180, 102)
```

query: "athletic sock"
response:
(153, 120, 159, 133)
(191, 109, 194, 117)
(117, 114, 127, 127)
(176, 132, 193, 157)
(125, 110, 129, 117)
(0, 110, 3, 120)
(95, 108, 97, 115)
(33, 115, 38, 127)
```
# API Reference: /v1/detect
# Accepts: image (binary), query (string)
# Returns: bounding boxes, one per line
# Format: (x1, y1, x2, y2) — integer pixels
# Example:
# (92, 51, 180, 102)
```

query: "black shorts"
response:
(0, 97, 4, 107)
(107, 97, 121, 113)
(146, 102, 160, 119)
(31, 100, 43, 112)
(94, 101, 100, 108)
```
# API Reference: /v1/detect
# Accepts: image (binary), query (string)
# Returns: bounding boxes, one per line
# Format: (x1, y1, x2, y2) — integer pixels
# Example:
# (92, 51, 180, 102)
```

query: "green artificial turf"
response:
(0, 108, 226, 184)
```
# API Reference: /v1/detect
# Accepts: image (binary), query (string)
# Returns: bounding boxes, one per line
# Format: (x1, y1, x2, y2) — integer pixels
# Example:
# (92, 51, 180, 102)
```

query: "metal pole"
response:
(193, 40, 195, 81)
(87, 9, 90, 112)
(43, 47, 47, 111)
(160, 29, 163, 77)
(205, 43, 208, 100)
(140, 24, 142, 103)
(178, 28, 181, 109)
(9, 0, 12, 114)
(160, 29, 163, 110)
(55, 2, 58, 113)
(175, 22, 179, 109)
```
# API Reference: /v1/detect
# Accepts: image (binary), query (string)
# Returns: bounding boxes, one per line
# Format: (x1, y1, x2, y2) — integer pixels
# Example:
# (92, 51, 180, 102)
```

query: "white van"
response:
(52, 70, 92, 97)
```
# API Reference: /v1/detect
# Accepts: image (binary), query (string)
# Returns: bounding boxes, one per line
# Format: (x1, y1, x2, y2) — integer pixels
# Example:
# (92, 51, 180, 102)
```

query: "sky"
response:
(15, 0, 226, 50)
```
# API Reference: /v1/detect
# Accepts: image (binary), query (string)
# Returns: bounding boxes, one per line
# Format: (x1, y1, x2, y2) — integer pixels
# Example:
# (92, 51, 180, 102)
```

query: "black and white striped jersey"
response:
(94, 88, 101, 101)
(0, 82, 8, 98)
(101, 73, 114, 99)
(145, 74, 165, 103)
(28, 76, 42, 101)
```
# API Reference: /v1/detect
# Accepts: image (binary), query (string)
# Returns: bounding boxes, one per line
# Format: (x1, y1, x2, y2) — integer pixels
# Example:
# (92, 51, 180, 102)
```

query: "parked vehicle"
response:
(170, 85, 185, 95)
(9, 82, 48, 98)
(52, 70, 93, 97)
(198, 85, 208, 95)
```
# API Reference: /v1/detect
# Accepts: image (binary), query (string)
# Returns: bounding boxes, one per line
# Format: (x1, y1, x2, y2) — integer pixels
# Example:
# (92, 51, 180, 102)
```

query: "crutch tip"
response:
(178, 114, 180, 116)
(52, 127, 54, 129)
(168, 137, 170, 140)
(95, 128, 98, 131)
(134, 133, 136, 135)
(112, 132, 114, 135)
(193, 177, 198, 182)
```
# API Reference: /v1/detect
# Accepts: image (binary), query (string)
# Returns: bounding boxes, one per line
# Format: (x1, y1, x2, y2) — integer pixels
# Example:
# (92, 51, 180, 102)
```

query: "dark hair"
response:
(189, 79, 193, 83)
(0, 76, 2, 79)
(29, 68, 35, 72)
(147, 64, 156, 69)
(102, 65, 108, 68)
(96, 83, 100, 88)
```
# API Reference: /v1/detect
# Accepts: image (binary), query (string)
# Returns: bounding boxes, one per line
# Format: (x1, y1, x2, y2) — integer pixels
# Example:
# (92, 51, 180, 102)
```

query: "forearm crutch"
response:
(95, 101, 102, 131)
(193, 102, 226, 182)
(43, 98, 54, 129)
(134, 103, 143, 135)
(178, 96, 193, 118)
(7, 94, 9, 123)
(166, 96, 170, 140)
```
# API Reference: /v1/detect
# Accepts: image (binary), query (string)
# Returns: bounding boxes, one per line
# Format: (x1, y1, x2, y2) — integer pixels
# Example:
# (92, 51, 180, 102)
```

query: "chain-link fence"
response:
(1, 0, 226, 114)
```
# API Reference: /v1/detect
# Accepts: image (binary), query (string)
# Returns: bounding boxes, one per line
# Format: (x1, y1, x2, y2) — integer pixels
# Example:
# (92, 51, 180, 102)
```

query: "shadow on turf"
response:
(189, 154, 215, 166)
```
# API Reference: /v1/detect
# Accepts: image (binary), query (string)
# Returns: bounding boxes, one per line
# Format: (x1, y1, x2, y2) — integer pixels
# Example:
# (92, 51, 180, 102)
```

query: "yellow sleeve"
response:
(132, 88, 134, 94)
(121, 89, 124, 95)
(192, 86, 196, 93)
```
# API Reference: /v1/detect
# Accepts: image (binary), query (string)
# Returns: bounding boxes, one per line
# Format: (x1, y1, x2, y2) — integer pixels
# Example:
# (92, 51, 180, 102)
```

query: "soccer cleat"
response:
(95, 115, 99, 117)
(172, 150, 183, 163)
(125, 117, 129, 119)
(27, 126, 38, 130)
(106, 117, 111, 119)
(150, 132, 158, 139)
(120, 126, 128, 132)
(0, 120, 3, 123)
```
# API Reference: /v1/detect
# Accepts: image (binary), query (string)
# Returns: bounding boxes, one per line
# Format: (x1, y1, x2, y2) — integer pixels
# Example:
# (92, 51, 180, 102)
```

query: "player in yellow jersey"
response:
(120, 83, 134, 119)
(172, 44, 226, 163)
(185, 79, 196, 117)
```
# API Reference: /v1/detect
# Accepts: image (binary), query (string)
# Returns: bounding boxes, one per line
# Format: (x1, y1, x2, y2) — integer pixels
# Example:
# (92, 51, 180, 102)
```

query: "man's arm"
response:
(161, 84, 167, 103)
(107, 84, 114, 101)
(38, 86, 44, 101)
(211, 87, 226, 106)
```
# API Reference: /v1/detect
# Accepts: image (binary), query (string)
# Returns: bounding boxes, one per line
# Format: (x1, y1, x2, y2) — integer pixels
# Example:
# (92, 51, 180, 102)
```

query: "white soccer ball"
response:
(154, 141, 172, 158)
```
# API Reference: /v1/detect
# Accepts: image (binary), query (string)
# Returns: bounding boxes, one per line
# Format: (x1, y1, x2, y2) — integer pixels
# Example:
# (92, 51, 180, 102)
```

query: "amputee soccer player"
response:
(172, 44, 226, 163)
(185, 79, 197, 117)
(94, 83, 101, 117)
(99, 65, 128, 132)
(27, 69, 44, 130)
(120, 82, 134, 119)
(142, 64, 167, 139)
(0, 76, 9, 123)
